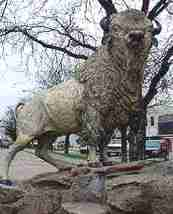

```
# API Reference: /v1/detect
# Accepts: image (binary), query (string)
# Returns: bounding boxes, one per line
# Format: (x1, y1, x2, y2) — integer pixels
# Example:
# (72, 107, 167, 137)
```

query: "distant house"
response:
(146, 105, 173, 137)
(146, 105, 173, 158)
(107, 105, 173, 158)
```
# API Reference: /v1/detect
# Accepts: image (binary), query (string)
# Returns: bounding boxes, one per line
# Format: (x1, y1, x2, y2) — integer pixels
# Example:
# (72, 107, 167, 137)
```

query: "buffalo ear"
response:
(152, 19, 161, 36)
(100, 16, 110, 33)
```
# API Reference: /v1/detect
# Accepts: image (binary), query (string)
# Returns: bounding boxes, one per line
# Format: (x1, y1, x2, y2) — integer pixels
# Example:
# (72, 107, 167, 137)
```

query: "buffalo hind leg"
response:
(82, 106, 106, 164)
(35, 136, 58, 168)
(1, 135, 32, 181)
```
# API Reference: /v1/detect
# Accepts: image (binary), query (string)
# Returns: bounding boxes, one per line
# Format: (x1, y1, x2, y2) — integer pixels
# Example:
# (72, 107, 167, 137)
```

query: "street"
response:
(0, 147, 121, 181)
(0, 148, 57, 181)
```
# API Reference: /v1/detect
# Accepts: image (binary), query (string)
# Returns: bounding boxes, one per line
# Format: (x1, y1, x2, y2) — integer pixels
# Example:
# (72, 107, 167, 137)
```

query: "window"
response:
(158, 114, 173, 135)
(150, 116, 154, 126)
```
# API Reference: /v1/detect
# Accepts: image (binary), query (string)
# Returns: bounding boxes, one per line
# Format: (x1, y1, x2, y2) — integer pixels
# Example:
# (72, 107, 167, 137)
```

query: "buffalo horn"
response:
(152, 19, 162, 36)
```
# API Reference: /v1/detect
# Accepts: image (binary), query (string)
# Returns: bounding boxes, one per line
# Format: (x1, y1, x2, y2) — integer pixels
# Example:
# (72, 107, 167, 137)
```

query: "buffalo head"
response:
(100, 9, 160, 49)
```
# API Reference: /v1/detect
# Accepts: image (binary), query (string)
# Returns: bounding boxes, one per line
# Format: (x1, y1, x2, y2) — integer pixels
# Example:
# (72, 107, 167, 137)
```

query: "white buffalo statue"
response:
(1, 9, 158, 182)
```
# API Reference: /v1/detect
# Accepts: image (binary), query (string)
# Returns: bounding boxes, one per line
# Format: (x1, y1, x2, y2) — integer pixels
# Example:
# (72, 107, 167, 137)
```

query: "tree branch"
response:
(55, 19, 97, 51)
(21, 29, 88, 60)
(0, 0, 8, 19)
(0, 26, 89, 60)
(141, 0, 150, 15)
(143, 45, 173, 107)
(148, 0, 169, 20)
(97, 0, 117, 16)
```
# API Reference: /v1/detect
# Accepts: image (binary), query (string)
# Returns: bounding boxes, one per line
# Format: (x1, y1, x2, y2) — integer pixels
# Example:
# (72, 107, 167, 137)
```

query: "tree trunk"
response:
(120, 127, 128, 162)
(136, 110, 147, 160)
(128, 107, 147, 161)
(128, 130, 138, 162)
(64, 134, 70, 154)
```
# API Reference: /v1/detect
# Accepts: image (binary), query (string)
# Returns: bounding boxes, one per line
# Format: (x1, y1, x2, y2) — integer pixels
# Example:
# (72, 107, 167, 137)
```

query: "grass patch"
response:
(54, 151, 87, 160)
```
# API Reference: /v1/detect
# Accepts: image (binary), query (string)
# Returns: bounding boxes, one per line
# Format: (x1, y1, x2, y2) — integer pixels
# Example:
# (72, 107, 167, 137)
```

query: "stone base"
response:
(63, 202, 107, 214)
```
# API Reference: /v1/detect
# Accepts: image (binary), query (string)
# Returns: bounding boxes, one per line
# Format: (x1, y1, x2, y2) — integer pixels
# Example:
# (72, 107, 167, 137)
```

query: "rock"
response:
(16, 190, 66, 214)
(0, 185, 24, 214)
(63, 202, 108, 214)
(142, 160, 173, 176)
(0, 185, 24, 204)
(2, 165, 173, 214)
(65, 174, 107, 204)
(107, 175, 173, 214)
(24, 172, 73, 190)
(0, 180, 68, 214)
(0, 204, 17, 214)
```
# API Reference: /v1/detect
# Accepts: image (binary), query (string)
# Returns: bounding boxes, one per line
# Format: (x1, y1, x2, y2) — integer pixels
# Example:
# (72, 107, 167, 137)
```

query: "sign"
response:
(145, 140, 160, 151)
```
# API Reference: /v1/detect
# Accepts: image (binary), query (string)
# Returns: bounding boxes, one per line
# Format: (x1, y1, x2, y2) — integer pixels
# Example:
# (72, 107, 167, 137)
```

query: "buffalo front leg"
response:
(35, 135, 73, 171)
(1, 135, 31, 181)
(98, 130, 113, 163)
(81, 106, 106, 164)
(87, 144, 97, 162)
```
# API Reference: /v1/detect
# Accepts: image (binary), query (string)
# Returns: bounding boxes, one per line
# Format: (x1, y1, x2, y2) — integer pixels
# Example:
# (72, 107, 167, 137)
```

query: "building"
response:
(146, 105, 173, 137)
(110, 105, 173, 158)
(146, 105, 173, 158)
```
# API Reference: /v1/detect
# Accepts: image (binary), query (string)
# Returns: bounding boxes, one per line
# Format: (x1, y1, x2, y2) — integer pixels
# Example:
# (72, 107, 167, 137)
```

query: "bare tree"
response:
(128, 35, 173, 161)
(96, 0, 173, 161)
(0, 0, 173, 162)
(0, 106, 16, 142)
(0, 0, 98, 81)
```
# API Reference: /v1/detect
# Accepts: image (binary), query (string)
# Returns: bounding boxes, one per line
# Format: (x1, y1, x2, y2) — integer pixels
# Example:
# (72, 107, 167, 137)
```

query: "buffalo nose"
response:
(128, 31, 144, 43)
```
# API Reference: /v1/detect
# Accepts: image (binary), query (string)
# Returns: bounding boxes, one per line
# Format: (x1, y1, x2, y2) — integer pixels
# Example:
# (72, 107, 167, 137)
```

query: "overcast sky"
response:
(0, 0, 172, 118)
(0, 55, 36, 116)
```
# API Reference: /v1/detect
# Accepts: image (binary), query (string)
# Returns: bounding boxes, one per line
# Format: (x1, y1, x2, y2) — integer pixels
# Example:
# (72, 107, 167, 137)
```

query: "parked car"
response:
(107, 142, 122, 157)
(79, 139, 123, 157)
(79, 145, 89, 154)
(0, 138, 10, 148)
(145, 139, 160, 158)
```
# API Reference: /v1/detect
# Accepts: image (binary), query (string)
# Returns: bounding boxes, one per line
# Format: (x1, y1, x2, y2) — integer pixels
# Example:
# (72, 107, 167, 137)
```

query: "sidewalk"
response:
(0, 149, 57, 181)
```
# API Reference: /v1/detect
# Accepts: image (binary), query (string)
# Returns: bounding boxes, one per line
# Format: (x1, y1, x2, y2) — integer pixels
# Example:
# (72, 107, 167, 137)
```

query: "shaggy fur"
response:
(80, 10, 152, 131)
(1, 10, 153, 181)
